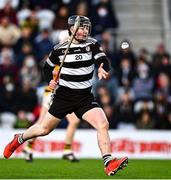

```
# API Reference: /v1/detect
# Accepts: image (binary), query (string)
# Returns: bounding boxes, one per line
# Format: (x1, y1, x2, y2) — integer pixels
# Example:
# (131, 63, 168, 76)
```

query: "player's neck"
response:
(72, 38, 80, 44)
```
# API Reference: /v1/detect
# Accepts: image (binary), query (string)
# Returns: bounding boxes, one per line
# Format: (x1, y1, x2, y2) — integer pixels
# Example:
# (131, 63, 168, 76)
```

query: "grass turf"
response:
(0, 158, 171, 179)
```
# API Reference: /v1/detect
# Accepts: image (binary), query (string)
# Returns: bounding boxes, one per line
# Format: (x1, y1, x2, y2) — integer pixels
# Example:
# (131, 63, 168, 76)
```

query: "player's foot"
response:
(3, 134, 22, 159)
(104, 157, 128, 176)
(23, 150, 33, 162)
(62, 153, 79, 162)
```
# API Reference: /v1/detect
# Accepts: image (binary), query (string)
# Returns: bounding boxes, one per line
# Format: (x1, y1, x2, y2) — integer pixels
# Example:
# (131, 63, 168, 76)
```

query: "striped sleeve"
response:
(47, 48, 60, 66)
(92, 41, 106, 60)
(43, 46, 60, 82)
(92, 41, 111, 72)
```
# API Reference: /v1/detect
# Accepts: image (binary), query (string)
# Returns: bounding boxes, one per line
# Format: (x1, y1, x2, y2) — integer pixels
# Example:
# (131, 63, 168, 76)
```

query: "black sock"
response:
(103, 154, 113, 167)
(18, 133, 25, 144)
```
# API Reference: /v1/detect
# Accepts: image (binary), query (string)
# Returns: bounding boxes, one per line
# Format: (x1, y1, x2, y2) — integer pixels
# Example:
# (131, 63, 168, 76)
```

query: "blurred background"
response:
(0, 0, 171, 159)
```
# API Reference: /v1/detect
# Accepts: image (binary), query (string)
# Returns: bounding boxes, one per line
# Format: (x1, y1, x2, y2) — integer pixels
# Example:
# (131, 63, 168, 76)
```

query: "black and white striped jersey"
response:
(46, 37, 109, 90)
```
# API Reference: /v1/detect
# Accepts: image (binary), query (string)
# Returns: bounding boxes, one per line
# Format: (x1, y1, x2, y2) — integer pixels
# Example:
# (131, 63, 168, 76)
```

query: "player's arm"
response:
(93, 41, 111, 80)
(43, 49, 60, 83)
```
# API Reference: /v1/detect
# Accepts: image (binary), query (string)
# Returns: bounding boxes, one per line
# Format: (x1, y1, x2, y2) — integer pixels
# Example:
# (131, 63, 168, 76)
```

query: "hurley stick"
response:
(54, 16, 81, 82)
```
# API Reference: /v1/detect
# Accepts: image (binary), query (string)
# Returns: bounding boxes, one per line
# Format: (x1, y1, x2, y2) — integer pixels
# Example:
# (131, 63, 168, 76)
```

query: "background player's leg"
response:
(23, 139, 35, 162)
(62, 113, 80, 162)
(65, 113, 80, 145)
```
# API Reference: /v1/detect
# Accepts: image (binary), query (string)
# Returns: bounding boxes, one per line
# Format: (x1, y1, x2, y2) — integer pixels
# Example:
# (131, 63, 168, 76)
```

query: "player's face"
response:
(73, 24, 90, 41)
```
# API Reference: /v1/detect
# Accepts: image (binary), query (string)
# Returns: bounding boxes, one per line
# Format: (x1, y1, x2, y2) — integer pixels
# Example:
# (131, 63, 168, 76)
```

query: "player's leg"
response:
(23, 105, 48, 162)
(82, 107, 111, 154)
(23, 111, 59, 139)
(23, 139, 34, 162)
(82, 107, 128, 176)
(62, 112, 80, 162)
(23, 85, 53, 162)
(3, 112, 61, 159)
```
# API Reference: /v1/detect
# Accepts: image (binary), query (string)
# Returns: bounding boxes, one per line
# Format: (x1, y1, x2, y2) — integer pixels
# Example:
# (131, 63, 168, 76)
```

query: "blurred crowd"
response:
(0, 0, 170, 130)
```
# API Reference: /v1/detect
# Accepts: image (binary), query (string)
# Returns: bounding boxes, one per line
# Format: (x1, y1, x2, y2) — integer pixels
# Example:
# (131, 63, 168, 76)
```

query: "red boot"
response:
(104, 157, 128, 176)
(3, 134, 22, 159)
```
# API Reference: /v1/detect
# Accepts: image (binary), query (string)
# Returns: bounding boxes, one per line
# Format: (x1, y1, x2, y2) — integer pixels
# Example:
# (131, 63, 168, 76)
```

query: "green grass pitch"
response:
(0, 158, 171, 179)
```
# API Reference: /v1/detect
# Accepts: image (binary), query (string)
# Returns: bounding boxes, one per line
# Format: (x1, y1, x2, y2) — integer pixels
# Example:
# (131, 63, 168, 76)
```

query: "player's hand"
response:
(49, 80, 58, 90)
(52, 69, 59, 80)
(98, 63, 110, 80)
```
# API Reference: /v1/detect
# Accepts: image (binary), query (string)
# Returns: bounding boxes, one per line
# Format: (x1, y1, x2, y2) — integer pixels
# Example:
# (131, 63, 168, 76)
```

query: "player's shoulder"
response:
(86, 37, 98, 44)
(53, 40, 68, 50)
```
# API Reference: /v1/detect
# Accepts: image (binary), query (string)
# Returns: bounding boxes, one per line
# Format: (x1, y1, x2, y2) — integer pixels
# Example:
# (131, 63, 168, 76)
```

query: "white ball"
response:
(121, 42, 129, 49)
